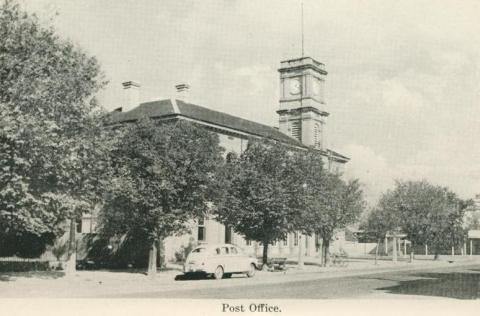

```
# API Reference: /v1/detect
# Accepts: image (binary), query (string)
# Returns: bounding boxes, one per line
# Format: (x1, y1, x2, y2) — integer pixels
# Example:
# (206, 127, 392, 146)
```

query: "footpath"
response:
(1, 255, 479, 298)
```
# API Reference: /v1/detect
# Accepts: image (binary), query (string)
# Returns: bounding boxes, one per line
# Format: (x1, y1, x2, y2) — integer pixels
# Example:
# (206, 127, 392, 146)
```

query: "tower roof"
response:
(278, 56, 327, 75)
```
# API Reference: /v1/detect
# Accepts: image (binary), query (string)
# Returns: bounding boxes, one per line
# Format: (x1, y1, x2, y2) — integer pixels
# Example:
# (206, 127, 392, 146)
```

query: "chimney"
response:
(122, 81, 140, 112)
(175, 83, 190, 102)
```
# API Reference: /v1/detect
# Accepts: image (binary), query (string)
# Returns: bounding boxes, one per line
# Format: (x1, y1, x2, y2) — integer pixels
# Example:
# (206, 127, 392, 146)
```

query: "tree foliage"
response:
(0, 0, 108, 252)
(376, 180, 469, 257)
(99, 119, 223, 274)
(303, 171, 365, 266)
(360, 208, 397, 242)
(214, 140, 316, 264)
(360, 207, 397, 263)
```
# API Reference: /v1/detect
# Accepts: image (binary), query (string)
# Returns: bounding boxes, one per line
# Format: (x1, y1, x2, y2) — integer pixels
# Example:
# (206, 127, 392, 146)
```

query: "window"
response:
(283, 238, 288, 246)
(271, 240, 277, 246)
(76, 220, 82, 233)
(294, 232, 299, 246)
(197, 217, 206, 242)
(246, 239, 252, 246)
(225, 225, 232, 244)
(290, 120, 301, 141)
(315, 234, 321, 250)
(230, 247, 238, 254)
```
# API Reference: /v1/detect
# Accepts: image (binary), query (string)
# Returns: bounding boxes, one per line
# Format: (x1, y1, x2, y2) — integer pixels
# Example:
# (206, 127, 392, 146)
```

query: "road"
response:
(117, 264, 480, 299)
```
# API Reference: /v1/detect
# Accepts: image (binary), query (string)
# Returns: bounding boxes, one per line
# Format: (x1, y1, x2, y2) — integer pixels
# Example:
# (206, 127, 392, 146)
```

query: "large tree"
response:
(377, 181, 469, 260)
(214, 140, 309, 266)
(0, 0, 108, 264)
(360, 207, 397, 264)
(99, 118, 223, 277)
(303, 173, 365, 266)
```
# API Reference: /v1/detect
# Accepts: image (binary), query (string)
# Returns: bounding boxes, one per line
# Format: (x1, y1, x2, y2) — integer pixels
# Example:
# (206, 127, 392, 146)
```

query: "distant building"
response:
(81, 56, 350, 260)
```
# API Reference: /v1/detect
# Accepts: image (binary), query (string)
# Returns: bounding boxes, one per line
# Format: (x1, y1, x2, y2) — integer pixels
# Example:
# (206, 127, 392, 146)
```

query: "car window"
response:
(230, 247, 238, 254)
(236, 246, 246, 255)
(215, 248, 221, 255)
(219, 247, 229, 255)
(192, 247, 206, 253)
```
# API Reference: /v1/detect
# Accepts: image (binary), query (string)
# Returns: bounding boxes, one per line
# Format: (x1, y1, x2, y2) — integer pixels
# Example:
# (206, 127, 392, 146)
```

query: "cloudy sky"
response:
(23, 0, 480, 203)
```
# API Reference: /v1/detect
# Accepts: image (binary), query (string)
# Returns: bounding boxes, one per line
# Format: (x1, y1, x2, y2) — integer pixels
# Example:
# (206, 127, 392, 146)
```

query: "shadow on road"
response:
(0, 271, 64, 282)
(174, 273, 209, 281)
(376, 271, 480, 299)
(174, 273, 250, 281)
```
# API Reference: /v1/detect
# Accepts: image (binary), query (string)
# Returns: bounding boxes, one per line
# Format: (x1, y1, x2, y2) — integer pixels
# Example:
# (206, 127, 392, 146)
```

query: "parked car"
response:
(183, 243, 257, 279)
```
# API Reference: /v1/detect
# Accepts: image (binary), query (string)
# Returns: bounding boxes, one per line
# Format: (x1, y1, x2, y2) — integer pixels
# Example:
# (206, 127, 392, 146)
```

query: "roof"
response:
(326, 149, 350, 163)
(468, 230, 480, 239)
(108, 99, 177, 122)
(108, 99, 349, 161)
(108, 99, 305, 147)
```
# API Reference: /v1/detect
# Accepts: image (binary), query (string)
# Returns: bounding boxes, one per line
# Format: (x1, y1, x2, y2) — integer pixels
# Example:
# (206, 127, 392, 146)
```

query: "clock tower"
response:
(277, 57, 329, 149)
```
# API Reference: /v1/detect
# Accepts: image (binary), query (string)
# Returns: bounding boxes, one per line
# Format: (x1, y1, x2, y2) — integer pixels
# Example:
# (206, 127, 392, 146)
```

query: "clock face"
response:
(289, 78, 301, 95)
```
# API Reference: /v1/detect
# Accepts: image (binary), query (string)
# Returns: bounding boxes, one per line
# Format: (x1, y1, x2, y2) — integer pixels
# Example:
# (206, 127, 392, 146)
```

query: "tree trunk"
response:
(65, 218, 77, 277)
(409, 241, 414, 263)
(375, 238, 380, 265)
(147, 240, 157, 278)
(262, 242, 268, 265)
(392, 236, 397, 263)
(158, 237, 165, 269)
(322, 238, 330, 267)
(297, 234, 304, 269)
(318, 238, 323, 261)
(262, 241, 268, 271)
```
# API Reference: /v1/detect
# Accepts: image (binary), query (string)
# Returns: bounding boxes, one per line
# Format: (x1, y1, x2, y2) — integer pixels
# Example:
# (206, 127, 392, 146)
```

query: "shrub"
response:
(0, 260, 51, 272)
(174, 238, 197, 263)
(0, 232, 55, 258)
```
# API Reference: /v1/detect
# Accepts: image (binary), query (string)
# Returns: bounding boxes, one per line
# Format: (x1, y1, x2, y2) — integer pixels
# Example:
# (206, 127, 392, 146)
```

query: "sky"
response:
(21, 0, 480, 204)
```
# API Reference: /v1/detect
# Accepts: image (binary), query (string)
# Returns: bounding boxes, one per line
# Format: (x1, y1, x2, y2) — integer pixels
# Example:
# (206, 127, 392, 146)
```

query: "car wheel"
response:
(214, 266, 224, 280)
(246, 263, 256, 278)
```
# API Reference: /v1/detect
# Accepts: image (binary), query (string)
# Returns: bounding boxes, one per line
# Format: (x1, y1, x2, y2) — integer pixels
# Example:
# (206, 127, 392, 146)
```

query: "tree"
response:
(0, 0, 107, 266)
(377, 181, 469, 260)
(303, 173, 365, 266)
(215, 140, 308, 266)
(463, 203, 480, 230)
(99, 118, 223, 277)
(360, 208, 397, 264)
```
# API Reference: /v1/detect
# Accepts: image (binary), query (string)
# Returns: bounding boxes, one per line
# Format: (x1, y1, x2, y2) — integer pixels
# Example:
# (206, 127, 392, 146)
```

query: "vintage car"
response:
(183, 243, 257, 279)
